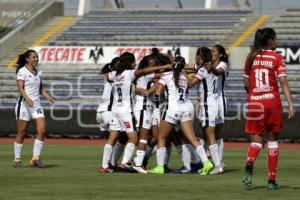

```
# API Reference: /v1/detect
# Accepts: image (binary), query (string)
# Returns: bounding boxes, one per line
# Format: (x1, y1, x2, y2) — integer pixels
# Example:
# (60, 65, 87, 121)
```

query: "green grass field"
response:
(0, 143, 299, 200)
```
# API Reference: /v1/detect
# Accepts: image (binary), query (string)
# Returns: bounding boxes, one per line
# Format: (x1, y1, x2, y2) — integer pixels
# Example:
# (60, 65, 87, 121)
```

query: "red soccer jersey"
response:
(244, 50, 287, 109)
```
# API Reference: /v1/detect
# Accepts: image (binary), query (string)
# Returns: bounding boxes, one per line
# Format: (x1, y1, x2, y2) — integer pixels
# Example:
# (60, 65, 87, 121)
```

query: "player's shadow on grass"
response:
(44, 164, 60, 168)
(246, 185, 300, 190)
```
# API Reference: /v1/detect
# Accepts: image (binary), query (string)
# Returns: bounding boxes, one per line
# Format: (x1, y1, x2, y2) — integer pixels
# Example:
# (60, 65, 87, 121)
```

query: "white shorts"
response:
(161, 102, 194, 125)
(134, 110, 152, 130)
(198, 96, 218, 127)
(110, 111, 137, 133)
(216, 95, 227, 125)
(96, 111, 113, 131)
(15, 100, 44, 121)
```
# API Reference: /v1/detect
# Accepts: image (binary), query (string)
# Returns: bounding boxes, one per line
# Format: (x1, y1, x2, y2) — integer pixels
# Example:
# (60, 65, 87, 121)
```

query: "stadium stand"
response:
(51, 8, 252, 47)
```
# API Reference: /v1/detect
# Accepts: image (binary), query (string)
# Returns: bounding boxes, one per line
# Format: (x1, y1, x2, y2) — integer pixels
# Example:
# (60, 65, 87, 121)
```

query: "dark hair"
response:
(138, 55, 152, 70)
(150, 47, 171, 66)
(100, 57, 119, 74)
(16, 49, 36, 74)
(247, 27, 276, 70)
(115, 52, 135, 75)
(196, 47, 212, 64)
(173, 56, 186, 88)
(214, 44, 229, 64)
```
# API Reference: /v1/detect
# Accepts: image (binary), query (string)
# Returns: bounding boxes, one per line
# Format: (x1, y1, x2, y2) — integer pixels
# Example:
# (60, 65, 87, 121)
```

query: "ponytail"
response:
(247, 28, 276, 70)
(173, 56, 186, 88)
(115, 52, 135, 75)
(214, 44, 229, 64)
(16, 49, 36, 74)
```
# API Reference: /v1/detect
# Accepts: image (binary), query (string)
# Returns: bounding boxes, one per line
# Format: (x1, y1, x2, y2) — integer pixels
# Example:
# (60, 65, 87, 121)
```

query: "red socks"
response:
(247, 142, 262, 163)
(268, 141, 279, 181)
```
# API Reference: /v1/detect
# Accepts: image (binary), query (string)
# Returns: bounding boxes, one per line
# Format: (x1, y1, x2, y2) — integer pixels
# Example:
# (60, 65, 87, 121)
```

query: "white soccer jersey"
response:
(195, 67, 218, 100)
(134, 73, 155, 111)
(16, 66, 42, 105)
(215, 61, 229, 97)
(159, 71, 190, 107)
(97, 80, 114, 112)
(108, 70, 136, 112)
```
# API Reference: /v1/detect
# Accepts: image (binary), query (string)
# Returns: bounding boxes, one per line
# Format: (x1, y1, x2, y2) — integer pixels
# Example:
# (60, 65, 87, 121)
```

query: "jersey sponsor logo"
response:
(250, 93, 275, 100)
(253, 86, 273, 93)
(253, 60, 273, 68)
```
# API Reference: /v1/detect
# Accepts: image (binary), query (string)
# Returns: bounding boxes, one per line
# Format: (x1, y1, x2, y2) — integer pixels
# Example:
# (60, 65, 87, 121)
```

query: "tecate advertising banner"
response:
(32, 46, 190, 64)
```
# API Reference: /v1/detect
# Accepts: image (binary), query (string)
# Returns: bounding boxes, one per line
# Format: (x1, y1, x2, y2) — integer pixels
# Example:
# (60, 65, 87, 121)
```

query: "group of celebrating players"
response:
(13, 27, 294, 189)
(96, 45, 229, 175)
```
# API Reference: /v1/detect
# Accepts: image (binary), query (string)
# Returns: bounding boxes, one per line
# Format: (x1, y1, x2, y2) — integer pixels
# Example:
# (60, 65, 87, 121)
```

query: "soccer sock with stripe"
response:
(245, 142, 262, 174)
(32, 139, 44, 160)
(164, 146, 172, 166)
(102, 144, 113, 168)
(268, 141, 279, 181)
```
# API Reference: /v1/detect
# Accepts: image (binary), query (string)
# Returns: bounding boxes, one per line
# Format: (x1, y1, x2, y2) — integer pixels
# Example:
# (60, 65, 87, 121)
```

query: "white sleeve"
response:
(195, 68, 207, 80)
(216, 62, 227, 71)
(16, 68, 25, 80)
(146, 73, 155, 80)
(38, 70, 43, 80)
(108, 71, 116, 81)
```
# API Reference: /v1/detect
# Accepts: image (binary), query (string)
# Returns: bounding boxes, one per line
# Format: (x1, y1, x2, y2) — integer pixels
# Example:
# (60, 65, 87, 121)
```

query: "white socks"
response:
(156, 147, 166, 166)
(217, 139, 224, 162)
(196, 145, 208, 163)
(102, 144, 113, 168)
(135, 150, 145, 166)
(182, 144, 192, 170)
(187, 144, 200, 164)
(14, 142, 23, 161)
(209, 144, 221, 167)
(110, 143, 125, 166)
(121, 143, 135, 164)
(33, 139, 44, 159)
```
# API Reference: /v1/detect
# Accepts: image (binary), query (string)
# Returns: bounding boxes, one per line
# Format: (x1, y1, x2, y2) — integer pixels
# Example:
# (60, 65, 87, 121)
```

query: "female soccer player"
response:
(184, 47, 223, 175)
(242, 28, 294, 189)
(148, 56, 213, 175)
(100, 52, 172, 173)
(14, 50, 54, 168)
(208, 44, 229, 169)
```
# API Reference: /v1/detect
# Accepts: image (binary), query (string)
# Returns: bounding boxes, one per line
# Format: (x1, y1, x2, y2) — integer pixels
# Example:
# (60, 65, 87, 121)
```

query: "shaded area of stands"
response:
(52, 9, 252, 47)
(0, 26, 11, 38)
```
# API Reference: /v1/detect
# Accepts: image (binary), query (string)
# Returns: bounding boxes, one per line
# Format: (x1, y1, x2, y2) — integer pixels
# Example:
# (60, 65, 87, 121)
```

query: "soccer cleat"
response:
(13, 160, 22, 168)
(191, 162, 203, 173)
(99, 167, 114, 173)
(209, 165, 224, 175)
(173, 166, 191, 174)
(164, 165, 172, 173)
(148, 166, 164, 174)
(199, 160, 214, 175)
(133, 166, 148, 174)
(117, 163, 137, 173)
(242, 171, 252, 187)
(242, 161, 253, 187)
(30, 159, 46, 168)
(267, 181, 280, 190)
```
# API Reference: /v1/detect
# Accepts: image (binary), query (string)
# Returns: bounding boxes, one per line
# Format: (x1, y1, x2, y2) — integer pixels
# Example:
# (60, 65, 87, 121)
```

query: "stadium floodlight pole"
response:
(78, 0, 91, 16)
(205, 0, 218, 9)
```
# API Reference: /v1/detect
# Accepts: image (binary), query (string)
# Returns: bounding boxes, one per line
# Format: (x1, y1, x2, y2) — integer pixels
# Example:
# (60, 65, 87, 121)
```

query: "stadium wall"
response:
(0, 109, 299, 140)
(0, 1, 63, 60)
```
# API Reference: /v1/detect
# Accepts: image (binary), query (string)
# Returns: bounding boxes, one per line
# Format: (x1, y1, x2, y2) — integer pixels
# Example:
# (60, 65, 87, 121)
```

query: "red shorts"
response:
(245, 106, 283, 135)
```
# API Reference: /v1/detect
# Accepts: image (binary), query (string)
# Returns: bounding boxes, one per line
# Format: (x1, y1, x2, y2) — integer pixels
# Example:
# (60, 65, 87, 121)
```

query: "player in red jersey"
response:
(242, 28, 294, 189)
